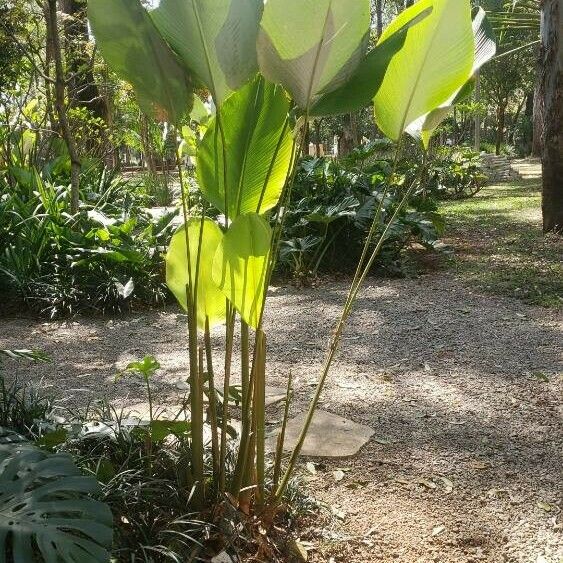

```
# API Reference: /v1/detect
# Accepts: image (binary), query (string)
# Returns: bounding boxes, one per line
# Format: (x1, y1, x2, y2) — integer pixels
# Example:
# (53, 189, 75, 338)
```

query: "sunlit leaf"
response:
(197, 76, 293, 218)
(406, 6, 497, 147)
(150, 0, 262, 105)
(166, 218, 226, 330)
(257, 0, 371, 109)
(373, 0, 474, 143)
(311, 6, 433, 116)
(88, 0, 192, 123)
(212, 213, 271, 329)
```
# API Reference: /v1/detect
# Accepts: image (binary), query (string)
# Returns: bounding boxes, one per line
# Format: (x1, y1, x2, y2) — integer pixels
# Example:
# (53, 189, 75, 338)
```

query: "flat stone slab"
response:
(267, 409, 374, 458)
(264, 386, 287, 407)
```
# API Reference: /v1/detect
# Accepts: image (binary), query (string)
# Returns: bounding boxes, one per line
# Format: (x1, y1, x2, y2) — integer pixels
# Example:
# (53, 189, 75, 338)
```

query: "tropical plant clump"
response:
(0, 168, 177, 317)
(279, 153, 448, 282)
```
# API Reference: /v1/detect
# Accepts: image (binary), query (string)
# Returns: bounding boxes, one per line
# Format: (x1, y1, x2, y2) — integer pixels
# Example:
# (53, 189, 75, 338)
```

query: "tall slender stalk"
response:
(219, 304, 235, 492)
(272, 370, 292, 495)
(204, 317, 220, 489)
(231, 320, 252, 496)
(275, 148, 428, 500)
(253, 330, 266, 505)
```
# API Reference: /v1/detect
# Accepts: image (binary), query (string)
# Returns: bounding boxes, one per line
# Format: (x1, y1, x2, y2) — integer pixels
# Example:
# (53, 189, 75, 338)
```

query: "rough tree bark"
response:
(540, 0, 563, 233)
(45, 0, 81, 214)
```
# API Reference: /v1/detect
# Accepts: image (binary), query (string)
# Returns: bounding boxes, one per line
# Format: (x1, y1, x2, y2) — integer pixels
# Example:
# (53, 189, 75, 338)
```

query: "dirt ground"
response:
(2, 272, 561, 562)
(1, 164, 561, 563)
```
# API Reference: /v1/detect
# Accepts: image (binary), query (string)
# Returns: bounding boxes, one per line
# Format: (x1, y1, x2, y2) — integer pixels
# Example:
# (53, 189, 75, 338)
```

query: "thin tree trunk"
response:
(376, 0, 383, 37)
(45, 0, 80, 214)
(474, 72, 482, 151)
(495, 103, 506, 155)
(510, 93, 527, 145)
(60, 0, 107, 120)
(540, 0, 563, 233)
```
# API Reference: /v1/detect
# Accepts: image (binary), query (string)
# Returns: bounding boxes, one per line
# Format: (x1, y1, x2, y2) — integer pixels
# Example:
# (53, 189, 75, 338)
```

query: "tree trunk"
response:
(45, 0, 80, 214)
(495, 103, 506, 155)
(339, 113, 359, 158)
(540, 0, 563, 233)
(474, 72, 481, 151)
(60, 0, 107, 120)
(376, 0, 383, 37)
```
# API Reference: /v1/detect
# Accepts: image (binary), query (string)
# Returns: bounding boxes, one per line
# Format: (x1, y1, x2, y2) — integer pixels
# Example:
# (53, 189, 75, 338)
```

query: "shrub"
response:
(279, 154, 448, 281)
(422, 146, 487, 200)
(0, 168, 177, 317)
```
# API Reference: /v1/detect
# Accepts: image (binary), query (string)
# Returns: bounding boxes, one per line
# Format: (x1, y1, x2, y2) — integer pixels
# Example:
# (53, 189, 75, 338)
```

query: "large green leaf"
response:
(150, 0, 262, 105)
(212, 213, 271, 329)
(88, 0, 192, 124)
(406, 6, 497, 146)
(310, 7, 433, 116)
(166, 218, 226, 330)
(373, 0, 474, 142)
(197, 76, 293, 219)
(0, 445, 113, 563)
(257, 0, 371, 109)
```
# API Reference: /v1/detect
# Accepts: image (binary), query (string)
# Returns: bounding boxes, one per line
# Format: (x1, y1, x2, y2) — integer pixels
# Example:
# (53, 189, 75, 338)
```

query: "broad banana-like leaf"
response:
(166, 218, 226, 330)
(373, 0, 474, 142)
(310, 6, 433, 116)
(197, 76, 293, 219)
(212, 213, 271, 329)
(0, 445, 113, 563)
(406, 6, 497, 147)
(88, 0, 192, 124)
(257, 0, 371, 110)
(150, 0, 262, 105)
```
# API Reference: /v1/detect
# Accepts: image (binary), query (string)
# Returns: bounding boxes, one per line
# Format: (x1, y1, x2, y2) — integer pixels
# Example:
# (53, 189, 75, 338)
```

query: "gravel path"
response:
(1, 271, 561, 563)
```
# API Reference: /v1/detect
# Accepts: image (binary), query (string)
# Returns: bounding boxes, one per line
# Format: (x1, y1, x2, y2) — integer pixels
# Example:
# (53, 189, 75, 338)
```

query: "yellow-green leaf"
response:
(257, 0, 371, 109)
(212, 213, 271, 329)
(150, 0, 262, 105)
(89, 0, 192, 124)
(197, 76, 293, 219)
(166, 218, 226, 330)
(373, 0, 474, 141)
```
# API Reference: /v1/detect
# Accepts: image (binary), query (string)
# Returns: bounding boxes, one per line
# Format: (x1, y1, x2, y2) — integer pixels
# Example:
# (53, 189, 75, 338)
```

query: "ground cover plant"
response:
(441, 173, 563, 308)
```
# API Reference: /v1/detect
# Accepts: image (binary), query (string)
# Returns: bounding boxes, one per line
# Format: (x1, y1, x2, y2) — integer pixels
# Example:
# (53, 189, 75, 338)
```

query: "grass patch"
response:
(440, 178, 562, 308)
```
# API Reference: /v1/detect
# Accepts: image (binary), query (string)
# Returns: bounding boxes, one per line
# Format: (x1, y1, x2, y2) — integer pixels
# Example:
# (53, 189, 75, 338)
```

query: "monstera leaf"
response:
(197, 76, 293, 219)
(89, 0, 192, 123)
(212, 213, 271, 329)
(257, 0, 371, 109)
(0, 444, 113, 562)
(166, 218, 226, 330)
(150, 0, 262, 105)
(373, 0, 475, 143)
(406, 6, 497, 146)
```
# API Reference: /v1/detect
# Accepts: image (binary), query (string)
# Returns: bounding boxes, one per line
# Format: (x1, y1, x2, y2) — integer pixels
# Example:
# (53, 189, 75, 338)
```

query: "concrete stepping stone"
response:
(267, 409, 374, 457)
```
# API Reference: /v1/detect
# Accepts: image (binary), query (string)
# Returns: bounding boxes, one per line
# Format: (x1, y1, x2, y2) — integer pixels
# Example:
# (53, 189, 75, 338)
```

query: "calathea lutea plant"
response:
(89, 0, 495, 511)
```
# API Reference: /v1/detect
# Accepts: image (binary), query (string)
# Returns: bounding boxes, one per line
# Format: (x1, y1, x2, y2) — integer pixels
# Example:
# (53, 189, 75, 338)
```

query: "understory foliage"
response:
(280, 149, 448, 281)
(0, 353, 311, 561)
(0, 167, 176, 317)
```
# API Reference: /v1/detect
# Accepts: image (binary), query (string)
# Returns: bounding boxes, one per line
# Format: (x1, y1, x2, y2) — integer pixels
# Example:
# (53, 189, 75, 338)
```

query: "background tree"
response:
(539, 0, 562, 233)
